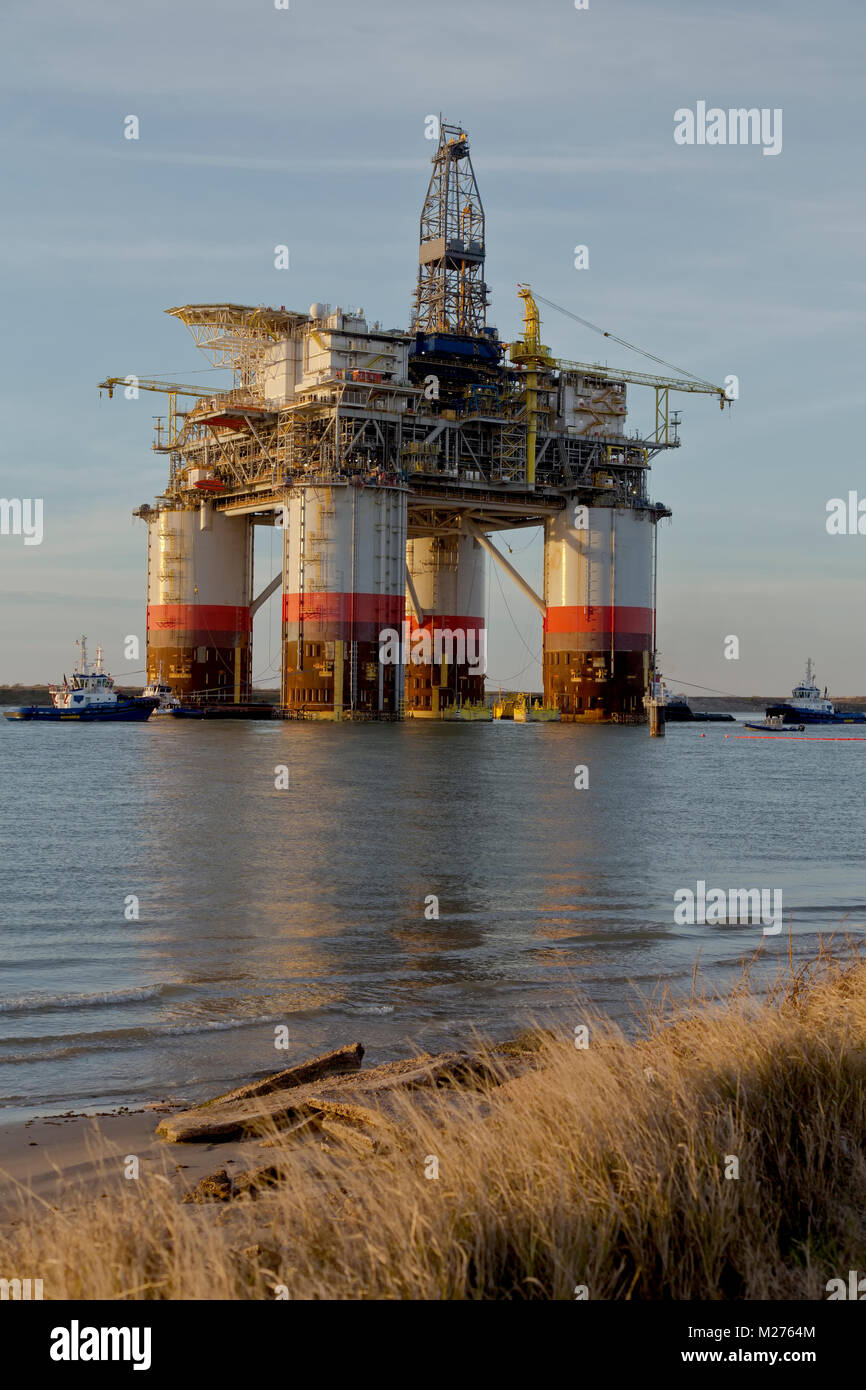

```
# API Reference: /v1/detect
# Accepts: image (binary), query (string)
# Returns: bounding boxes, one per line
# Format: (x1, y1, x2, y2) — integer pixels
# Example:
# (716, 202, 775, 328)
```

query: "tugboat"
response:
(3, 638, 159, 722)
(142, 671, 182, 716)
(662, 692, 693, 722)
(764, 659, 866, 725)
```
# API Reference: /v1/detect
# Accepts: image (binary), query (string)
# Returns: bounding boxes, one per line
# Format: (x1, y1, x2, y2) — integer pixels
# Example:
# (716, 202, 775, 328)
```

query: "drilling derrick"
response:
(403, 121, 500, 714)
(407, 120, 502, 411)
(412, 122, 488, 337)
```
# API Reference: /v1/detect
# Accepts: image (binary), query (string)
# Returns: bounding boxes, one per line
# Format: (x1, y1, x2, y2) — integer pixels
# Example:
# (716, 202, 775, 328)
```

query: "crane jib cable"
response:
(531, 291, 718, 390)
(490, 656, 540, 685)
(664, 677, 743, 697)
(491, 554, 542, 666)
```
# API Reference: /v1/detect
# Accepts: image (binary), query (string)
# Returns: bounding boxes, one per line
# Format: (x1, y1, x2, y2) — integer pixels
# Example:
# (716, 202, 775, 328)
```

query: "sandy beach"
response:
(0, 1107, 274, 1216)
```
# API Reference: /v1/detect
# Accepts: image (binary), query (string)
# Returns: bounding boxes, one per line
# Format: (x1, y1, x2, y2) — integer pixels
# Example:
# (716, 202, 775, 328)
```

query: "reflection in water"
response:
(0, 716, 864, 1119)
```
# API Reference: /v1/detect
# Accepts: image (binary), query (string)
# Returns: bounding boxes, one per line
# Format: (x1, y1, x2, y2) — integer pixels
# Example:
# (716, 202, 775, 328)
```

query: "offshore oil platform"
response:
(102, 120, 729, 721)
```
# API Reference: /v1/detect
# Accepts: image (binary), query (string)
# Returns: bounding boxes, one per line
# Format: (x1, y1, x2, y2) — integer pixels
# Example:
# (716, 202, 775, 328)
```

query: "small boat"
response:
(492, 690, 514, 720)
(744, 716, 806, 733)
(442, 700, 493, 722)
(142, 672, 182, 716)
(512, 694, 561, 723)
(765, 659, 866, 725)
(3, 638, 158, 722)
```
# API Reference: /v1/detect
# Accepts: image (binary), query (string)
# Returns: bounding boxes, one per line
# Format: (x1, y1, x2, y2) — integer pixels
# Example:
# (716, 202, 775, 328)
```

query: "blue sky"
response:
(1, 0, 864, 694)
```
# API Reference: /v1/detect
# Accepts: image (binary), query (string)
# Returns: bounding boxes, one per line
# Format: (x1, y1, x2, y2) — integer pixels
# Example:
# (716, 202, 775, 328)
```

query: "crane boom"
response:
(98, 377, 214, 451)
(555, 356, 727, 400)
(98, 376, 210, 399)
(512, 287, 731, 447)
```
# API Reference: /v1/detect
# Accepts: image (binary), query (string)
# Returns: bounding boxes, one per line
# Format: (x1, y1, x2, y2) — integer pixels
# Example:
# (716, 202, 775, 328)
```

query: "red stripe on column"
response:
(282, 593, 406, 625)
(544, 605, 653, 636)
(409, 615, 485, 635)
(147, 604, 251, 633)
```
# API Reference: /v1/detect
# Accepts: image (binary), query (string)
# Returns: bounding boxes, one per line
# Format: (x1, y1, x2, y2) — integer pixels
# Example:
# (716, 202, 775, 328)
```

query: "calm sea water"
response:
(1, 717, 864, 1121)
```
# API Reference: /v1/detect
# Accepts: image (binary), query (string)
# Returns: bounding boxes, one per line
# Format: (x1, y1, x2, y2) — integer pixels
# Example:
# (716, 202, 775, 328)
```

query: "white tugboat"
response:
(4, 638, 159, 722)
(142, 671, 182, 716)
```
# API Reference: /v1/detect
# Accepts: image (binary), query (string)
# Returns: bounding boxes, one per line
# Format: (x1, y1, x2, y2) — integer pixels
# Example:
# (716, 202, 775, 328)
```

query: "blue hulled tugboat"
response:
(4, 638, 159, 722)
(763, 659, 866, 726)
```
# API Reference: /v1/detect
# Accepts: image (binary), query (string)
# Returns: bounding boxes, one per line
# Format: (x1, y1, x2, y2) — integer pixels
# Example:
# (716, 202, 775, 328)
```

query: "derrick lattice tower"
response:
(412, 121, 488, 336)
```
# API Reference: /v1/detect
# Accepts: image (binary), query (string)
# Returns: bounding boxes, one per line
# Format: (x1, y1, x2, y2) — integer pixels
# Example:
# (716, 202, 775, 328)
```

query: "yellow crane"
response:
(510, 286, 732, 483)
(98, 376, 211, 449)
(511, 285, 555, 485)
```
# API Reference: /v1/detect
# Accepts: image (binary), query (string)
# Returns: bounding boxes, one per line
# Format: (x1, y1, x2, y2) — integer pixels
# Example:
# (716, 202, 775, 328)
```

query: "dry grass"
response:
(3, 945, 866, 1300)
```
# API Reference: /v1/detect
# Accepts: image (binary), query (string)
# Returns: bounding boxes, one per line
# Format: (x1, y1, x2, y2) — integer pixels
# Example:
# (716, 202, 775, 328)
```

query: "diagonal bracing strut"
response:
(462, 517, 546, 615)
